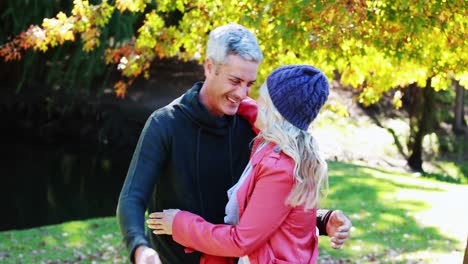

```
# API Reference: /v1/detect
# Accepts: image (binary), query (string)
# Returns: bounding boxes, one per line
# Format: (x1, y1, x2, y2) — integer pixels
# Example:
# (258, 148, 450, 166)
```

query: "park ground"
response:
(0, 61, 467, 263)
(0, 160, 466, 263)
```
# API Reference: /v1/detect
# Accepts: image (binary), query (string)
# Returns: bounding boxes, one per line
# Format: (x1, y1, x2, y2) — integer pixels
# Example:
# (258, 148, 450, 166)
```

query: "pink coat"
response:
(172, 134, 319, 263)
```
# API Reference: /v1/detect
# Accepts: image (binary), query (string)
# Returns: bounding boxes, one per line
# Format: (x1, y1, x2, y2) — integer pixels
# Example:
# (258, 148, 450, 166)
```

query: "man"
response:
(117, 23, 351, 264)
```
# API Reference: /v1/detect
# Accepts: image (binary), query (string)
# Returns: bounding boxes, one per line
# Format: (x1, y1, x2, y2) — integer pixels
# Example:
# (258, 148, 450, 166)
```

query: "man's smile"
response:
(227, 96, 240, 104)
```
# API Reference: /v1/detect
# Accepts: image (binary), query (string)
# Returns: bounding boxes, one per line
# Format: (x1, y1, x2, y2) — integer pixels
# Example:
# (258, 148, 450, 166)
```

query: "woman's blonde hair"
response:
(256, 83, 328, 210)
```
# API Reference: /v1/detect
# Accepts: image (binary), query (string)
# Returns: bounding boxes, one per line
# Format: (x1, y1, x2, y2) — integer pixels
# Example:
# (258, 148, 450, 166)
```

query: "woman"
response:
(147, 65, 330, 263)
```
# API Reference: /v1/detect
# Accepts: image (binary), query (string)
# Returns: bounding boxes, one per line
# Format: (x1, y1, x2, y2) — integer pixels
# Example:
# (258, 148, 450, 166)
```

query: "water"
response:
(0, 139, 134, 231)
(0, 59, 201, 231)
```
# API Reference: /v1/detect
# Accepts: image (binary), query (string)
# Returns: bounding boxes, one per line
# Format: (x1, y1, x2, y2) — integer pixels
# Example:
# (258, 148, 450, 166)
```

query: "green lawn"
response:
(319, 162, 467, 263)
(1, 161, 466, 263)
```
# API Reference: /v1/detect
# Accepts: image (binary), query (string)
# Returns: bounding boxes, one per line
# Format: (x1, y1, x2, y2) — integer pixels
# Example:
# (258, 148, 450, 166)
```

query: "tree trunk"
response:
(407, 78, 436, 172)
(464, 237, 468, 264)
(453, 80, 466, 134)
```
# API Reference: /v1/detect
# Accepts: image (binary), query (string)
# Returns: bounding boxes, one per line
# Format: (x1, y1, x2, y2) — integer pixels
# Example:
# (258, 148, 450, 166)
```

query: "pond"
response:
(0, 59, 203, 231)
(0, 137, 134, 231)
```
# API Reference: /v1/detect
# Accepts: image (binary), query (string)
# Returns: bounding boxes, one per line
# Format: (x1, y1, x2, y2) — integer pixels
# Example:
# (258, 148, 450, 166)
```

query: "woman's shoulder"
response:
(261, 142, 294, 164)
(254, 143, 295, 180)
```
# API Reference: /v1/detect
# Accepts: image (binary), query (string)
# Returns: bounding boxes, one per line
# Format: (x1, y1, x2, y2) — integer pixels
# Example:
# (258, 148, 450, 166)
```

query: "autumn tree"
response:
(1, 0, 467, 171)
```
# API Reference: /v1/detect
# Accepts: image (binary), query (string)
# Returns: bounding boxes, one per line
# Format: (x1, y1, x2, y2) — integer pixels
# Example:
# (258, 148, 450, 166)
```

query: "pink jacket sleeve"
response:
(237, 97, 259, 134)
(172, 157, 294, 257)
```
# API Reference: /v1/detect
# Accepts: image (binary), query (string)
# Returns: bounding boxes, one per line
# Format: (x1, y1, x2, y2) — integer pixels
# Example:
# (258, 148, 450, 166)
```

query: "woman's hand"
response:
(147, 209, 181, 235)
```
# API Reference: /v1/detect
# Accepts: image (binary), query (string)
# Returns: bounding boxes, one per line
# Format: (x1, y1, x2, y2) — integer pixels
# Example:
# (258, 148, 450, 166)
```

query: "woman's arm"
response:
(237, 97, 259, 134)
(237, 99, 352, 244)
(148, 157, 294, 257)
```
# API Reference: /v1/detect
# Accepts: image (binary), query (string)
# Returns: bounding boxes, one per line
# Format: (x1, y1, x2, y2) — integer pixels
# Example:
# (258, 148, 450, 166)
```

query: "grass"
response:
(1, 161, 466, 263)
(0, 218, 127, 263)
(318, 162, 467, 263)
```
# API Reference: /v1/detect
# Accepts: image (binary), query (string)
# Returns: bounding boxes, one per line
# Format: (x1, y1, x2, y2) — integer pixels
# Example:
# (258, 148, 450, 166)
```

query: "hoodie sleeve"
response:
(238, 97, 259, 134)
(317, 209, 333, 236)
(171, 155, 294, 257)
(116, 111, 169, 262)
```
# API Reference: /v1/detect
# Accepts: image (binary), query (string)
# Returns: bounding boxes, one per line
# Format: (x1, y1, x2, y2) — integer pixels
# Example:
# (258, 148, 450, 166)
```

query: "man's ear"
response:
(204, 58, 214, 77)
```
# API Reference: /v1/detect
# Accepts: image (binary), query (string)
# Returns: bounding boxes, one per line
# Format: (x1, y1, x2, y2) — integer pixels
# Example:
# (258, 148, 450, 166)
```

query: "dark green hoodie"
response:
(117, 82, 256, 263)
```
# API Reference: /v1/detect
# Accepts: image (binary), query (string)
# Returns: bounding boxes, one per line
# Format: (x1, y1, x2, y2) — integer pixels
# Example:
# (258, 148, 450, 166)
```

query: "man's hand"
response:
(134, 245, 162, 264)
(326, 210, 352, 249)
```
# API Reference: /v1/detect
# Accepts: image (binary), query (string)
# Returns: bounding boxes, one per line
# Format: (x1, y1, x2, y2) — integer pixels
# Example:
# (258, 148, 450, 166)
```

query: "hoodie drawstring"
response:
(195, 116, 236, 217)
(195, 127, 206, 217)
(229, 128, 234, 185)
(229, 115, 237, 185)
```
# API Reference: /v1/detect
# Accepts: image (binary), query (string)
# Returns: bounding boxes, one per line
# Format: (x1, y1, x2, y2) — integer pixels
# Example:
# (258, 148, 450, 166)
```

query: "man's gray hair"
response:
(206, 23, 263, 65)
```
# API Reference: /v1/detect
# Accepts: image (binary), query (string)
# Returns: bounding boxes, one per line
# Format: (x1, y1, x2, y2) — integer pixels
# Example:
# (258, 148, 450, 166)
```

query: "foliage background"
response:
(0, 1, 467, 262)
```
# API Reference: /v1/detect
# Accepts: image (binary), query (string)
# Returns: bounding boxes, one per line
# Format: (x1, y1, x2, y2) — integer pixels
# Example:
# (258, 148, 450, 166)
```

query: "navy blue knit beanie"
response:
(266, 65, 329, 130)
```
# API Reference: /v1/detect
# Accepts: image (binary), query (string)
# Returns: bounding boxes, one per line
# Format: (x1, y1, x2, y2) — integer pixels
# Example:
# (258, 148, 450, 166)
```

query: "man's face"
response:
(203, 54, 259, 116)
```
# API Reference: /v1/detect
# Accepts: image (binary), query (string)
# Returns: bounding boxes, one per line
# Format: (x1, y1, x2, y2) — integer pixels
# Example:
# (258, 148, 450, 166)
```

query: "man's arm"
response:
(317, 209, 333, 236)
(317, 209, 352, 249)
(116, 112, 168, 263)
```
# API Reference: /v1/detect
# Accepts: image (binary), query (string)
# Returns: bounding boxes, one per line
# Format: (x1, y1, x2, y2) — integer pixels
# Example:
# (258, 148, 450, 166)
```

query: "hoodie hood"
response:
(175, 82, 236, 135)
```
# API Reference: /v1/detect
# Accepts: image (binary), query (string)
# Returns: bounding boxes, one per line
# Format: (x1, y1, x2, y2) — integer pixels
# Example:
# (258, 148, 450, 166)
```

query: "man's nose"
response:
(234, 85, 249, 100)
